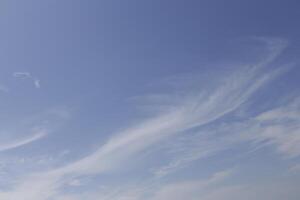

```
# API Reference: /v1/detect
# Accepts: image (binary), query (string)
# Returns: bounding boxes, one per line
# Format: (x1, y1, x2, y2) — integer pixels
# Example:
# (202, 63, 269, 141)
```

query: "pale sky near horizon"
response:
(0, 1, 300, 200)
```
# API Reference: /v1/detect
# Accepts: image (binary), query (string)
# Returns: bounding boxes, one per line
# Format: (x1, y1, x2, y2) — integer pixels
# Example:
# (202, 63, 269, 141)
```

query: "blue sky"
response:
(0, 1, 300, 199)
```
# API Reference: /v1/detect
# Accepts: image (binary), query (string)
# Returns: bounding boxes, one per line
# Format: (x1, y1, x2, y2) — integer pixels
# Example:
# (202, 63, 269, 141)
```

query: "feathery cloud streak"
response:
(0, 38, 292, 200)
(0, 131, 47, 152)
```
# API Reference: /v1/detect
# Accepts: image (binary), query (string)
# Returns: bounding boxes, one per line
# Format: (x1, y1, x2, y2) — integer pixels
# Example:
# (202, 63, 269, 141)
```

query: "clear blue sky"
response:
(0, 1, 300, 199)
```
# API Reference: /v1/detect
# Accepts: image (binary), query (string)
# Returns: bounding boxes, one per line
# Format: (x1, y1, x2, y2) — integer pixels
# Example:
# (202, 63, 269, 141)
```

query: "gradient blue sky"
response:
(0, 1, 300, 200)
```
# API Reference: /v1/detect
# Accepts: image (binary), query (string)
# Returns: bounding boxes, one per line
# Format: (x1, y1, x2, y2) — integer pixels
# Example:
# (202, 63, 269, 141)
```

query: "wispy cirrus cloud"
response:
(0, 106, 70, 153)
(0, 37, 296, 200)
(152, 97, 300, 178)
(0, 131, 47, 152)
(55, 40, 286, 177)
(13, 72, 41, 89)
(193, 178, 300, 200)
(151, 169, 233, 200)
(252, 99, 300, 157)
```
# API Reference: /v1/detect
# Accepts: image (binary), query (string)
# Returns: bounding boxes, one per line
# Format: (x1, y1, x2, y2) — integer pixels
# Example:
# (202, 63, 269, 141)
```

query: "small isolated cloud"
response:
(13, 72, 41, 89)
(13, 72, 31, 79)
(34, 79, 41, 89)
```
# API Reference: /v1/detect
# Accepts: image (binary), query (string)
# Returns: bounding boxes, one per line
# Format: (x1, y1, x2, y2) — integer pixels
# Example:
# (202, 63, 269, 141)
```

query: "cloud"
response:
(49, 169, 233, 200)
(156, 96, 300, 177)
(197, 180, 300, 200)
(252, 100, 300, 157)
(13, 72, 32, 79)
(151, 170, 232, 200)
(34, 79, 41, 88)
(0, 37, 292, 200)
(13, 72, 41, 89)
(153, 97, 300, 177)
(56, 48, 284, 177)
(0, 107, 70, 153)
(0, 131, 47, 152)
(152, 131, 236, 178)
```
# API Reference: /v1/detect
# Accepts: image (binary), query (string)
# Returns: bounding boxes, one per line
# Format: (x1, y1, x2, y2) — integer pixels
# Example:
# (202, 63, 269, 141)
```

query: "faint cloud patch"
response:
(13, 72, 41, 89)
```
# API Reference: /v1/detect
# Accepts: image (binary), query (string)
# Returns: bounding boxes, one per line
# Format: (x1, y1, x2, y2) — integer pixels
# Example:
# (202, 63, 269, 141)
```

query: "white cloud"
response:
(34, 79, 41, 88)
(198, 180, 300, 200)
(152, 131, 237, 178)
(49, 169, 232, 200)
(0, 37, 292, 200)
(56, 50, 284, 177)
(13, 72, 32, 79)
(151, 170, 232, 200)
(13, 72, 41, 89)
(252, 99, 300, 157)
(0, 131, 47, 152)
(154, 97, 300, 177)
